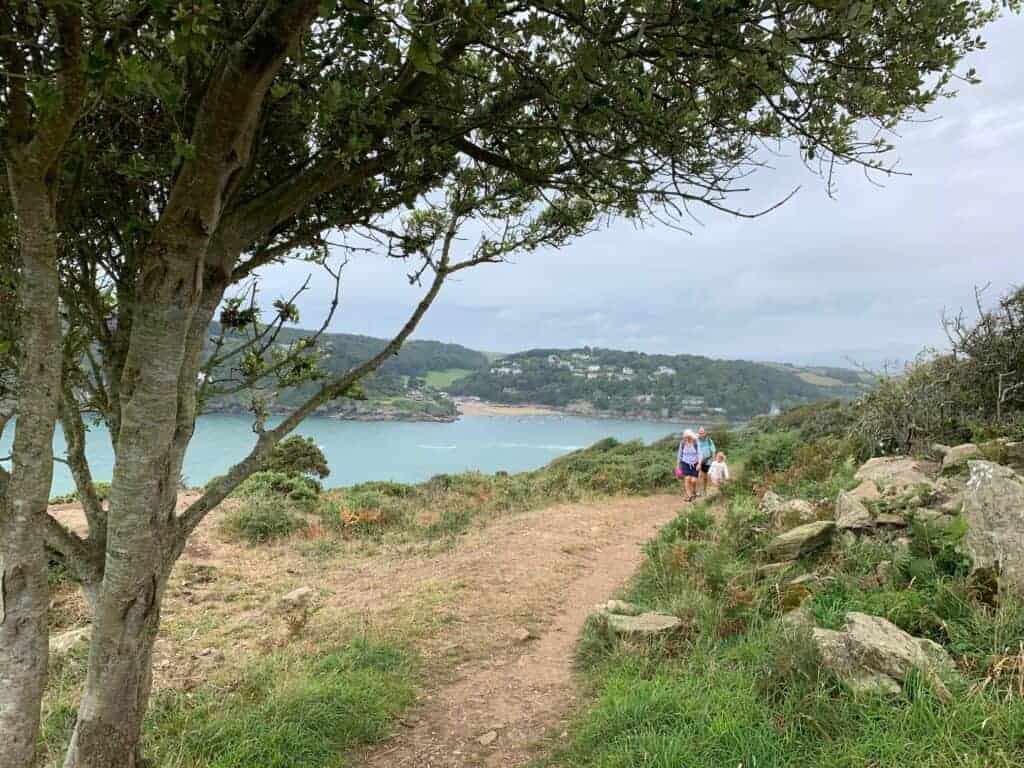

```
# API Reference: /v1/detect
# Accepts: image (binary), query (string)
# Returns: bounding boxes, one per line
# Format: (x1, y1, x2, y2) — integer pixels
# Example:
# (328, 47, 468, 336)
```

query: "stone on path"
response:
(278, 586, 314, 611)
(812, 612, 954, 701)
(477, 730, 498, 746)
(765, 521, 835, 561)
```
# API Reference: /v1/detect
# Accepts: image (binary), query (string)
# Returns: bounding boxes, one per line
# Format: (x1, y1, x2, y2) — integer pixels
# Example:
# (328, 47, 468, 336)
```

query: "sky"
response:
(256, 12, 1024, 369)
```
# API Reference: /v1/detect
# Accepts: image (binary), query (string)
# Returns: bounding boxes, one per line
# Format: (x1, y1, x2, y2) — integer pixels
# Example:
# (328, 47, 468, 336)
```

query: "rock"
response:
(941, 443, 983, 475)
(765, 521, 835, 561)
(894, 536, 912, 554)
(759, 491, 785, 516)
(835, 491, 873, 531)
(513, 627, 532, 642)
(780, 601, 815, 630)
(600, 599, 639, 616)
(962, 461, 1024, 596)
(772, 499, 817, 532)
(757, 561, 797, 578)
(478, 730, 498, 746)
(875, 513, 907, 527)
(848, 480, 881, 503)
(855, 457, 935, 495)
(931, 443, 952, 458)
(50, 627, 90, 658)
(812, 612, 954, 701)
(279, 586, 314, 611)
(875, 560, 895, 585)
(939, 493, 964, 515)
(606, 612, 682, 637)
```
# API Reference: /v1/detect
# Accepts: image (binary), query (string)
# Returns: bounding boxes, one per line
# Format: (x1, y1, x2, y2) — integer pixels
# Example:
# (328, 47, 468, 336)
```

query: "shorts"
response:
(700, 458, 712, 473)
(679, 462, 699, 478)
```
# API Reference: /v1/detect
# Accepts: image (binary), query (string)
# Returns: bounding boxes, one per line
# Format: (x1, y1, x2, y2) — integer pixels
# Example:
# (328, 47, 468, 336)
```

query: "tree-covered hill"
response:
(448, 348, 869, 420)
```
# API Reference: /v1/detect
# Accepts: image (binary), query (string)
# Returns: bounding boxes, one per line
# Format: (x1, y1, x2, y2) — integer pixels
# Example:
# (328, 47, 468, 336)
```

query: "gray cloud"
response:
(255, 13, 1024, 367)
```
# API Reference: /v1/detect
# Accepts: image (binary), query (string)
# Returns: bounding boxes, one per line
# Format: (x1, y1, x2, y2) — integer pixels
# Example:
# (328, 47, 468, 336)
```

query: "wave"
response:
(417, 444, 457, 450)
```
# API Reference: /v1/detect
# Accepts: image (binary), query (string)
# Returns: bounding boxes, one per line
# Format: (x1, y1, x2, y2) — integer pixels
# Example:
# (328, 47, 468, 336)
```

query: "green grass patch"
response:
(319, 435, 680, 543)
(549, 455, 1024, 768)
(423, 368, 474, 389)
(143, 635, 416, 768)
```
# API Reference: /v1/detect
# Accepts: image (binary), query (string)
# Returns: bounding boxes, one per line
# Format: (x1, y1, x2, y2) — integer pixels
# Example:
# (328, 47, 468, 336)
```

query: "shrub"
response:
(262, 436, 330, 479)
(238, 471, 320, 505)
(745, 431, 799, 474)
(222, 496, 306, 545)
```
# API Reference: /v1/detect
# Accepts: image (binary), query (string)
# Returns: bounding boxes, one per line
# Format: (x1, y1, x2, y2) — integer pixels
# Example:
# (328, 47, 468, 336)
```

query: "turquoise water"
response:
(1, 413, 680, 497)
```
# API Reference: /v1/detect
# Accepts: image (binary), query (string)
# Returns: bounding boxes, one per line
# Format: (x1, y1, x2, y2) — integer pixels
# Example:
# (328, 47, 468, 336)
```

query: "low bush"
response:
(221, 496, 306, 545)
(744, 430, 799, 474)
(238, 471, 320, 505)
(262, 435, 330, 479)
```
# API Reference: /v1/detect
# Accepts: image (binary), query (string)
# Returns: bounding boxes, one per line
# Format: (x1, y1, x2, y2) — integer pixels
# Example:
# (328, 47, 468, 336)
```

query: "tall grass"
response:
(553, 445, 1024, 768)
(40, 635, 417, 768)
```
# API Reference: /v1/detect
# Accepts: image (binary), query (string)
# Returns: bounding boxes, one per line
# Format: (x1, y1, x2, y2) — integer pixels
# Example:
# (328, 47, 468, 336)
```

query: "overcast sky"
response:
(257, 12, 1023, 368)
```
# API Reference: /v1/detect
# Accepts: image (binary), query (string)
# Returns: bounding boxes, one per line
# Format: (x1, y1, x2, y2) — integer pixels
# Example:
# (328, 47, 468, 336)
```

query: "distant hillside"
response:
(202, 325, 488, 420)
(202, 328, 868, 422)
(448, 347, 869, 420)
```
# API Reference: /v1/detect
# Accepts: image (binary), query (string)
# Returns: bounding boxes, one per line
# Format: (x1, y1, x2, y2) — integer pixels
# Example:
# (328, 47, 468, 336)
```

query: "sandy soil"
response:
(455, 399, 561, 417)
(49, 491, 684, 766)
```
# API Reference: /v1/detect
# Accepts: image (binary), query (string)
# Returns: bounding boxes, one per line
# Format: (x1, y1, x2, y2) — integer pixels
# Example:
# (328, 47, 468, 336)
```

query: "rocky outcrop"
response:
(962, 461, 1024, 595)
(835, 491, 873, 531)
(765, 521, 835, 561)
(812, 612, 954, 701)
(941, 443, 983, 475)
(848, 480, 881, 503)
(278, 586, 315, 612)
(772, 499, 817, 532)
(855, 457, 934, 495)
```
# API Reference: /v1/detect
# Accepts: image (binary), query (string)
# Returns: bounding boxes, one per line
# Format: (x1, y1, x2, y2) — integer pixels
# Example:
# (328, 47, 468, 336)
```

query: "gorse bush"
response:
(221, 496, 306, 545)
(238, 471, 320, 505)
(744, 430, 799, 474)
(262, 436, 330, 479)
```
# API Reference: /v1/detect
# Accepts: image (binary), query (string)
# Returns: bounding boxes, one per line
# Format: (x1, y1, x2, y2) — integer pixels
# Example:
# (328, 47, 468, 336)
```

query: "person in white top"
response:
(707, 451, 730, 486)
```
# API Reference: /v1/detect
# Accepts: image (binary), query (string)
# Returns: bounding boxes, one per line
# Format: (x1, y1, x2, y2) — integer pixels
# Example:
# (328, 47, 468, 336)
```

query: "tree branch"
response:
(173, 243, 455, 550)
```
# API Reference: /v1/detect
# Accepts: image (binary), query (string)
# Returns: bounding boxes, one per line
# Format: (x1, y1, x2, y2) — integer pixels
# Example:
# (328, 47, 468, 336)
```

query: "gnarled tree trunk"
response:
(0, 166, 63, 768)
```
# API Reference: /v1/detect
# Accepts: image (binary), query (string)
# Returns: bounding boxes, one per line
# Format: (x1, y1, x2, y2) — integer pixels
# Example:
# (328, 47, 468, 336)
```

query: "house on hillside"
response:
(654, 366, 677, 377)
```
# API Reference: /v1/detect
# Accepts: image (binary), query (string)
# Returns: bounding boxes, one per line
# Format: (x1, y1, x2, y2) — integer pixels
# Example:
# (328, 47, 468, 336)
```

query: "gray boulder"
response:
(759, 491, 785, 516)
(278, 586, 315, 612)
(848, 480, 881, 503)
(941, 443, 983, 475)
(772, 499, 817, 532)
(606, 612, 682, 637)
(962, 460, 1024, 595)
(765, 521, 835, 561)
(855, 457, 934, 495)
(50, 626, 90, 659)
(835, 491, 873, 531)
(812, 612, 954, 701)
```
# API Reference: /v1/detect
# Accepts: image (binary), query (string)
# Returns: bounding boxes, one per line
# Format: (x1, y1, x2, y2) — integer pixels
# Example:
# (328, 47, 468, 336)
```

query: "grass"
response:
(41, 634, 417, 768)
(550, 444, 1024, 768)
(315, 436, 679, 543)
(423, 368, 475, 389)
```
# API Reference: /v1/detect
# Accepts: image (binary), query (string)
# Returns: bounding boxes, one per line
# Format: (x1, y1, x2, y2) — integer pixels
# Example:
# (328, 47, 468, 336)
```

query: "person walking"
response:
(676, 429, 701, 501)
(696, 426, 716, 497)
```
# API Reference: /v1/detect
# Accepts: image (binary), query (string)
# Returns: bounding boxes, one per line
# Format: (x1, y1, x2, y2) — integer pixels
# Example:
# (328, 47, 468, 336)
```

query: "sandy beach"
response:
(455, 399, 561, 417)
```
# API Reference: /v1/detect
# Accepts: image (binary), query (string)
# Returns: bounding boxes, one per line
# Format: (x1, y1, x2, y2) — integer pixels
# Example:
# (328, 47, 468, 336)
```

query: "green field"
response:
(423, 368, 475, 389)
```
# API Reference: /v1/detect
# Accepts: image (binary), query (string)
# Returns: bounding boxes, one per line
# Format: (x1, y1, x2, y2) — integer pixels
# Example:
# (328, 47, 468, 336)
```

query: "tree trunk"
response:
(0, 167, 63, 768)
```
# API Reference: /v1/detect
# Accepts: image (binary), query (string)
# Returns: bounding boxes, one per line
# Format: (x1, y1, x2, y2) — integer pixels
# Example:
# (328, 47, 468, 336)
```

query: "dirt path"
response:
(50, 492, 683, 765)
(355, 494, 682, 768)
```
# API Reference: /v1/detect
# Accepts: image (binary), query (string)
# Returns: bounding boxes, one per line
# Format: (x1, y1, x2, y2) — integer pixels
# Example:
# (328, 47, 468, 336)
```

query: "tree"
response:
(263, 435, 331, 479)
(0, 1, 1009, 765)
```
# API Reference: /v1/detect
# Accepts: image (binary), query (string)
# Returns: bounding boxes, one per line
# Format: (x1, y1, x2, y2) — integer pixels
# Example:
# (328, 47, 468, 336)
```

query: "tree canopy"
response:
(0, 2, 1011, 766)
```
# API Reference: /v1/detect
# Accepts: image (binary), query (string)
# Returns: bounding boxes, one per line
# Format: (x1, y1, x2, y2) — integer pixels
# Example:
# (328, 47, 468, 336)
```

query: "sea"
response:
(2, 413, 682, 497)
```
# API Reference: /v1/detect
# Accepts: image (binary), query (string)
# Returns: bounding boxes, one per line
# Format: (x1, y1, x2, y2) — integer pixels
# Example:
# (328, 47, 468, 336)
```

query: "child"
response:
(707, 451, 730, 486)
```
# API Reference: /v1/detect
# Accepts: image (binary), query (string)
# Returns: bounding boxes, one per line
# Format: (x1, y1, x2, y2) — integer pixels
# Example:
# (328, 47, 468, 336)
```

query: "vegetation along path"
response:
(352, 493, 683, 768)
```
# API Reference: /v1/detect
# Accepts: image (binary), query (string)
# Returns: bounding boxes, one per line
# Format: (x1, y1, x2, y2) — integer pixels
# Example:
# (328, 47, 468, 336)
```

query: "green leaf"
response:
(408, 38, 438, 75)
